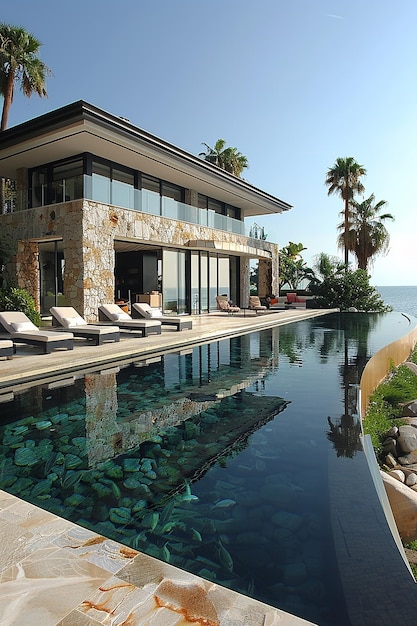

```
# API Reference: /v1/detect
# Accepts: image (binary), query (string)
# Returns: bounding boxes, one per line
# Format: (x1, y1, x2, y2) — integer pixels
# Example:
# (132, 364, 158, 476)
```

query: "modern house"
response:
(0, 101, 291, 319)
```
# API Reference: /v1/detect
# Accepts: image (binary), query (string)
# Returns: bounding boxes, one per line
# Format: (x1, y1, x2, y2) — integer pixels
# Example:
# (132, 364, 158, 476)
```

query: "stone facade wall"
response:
(16, 241, 40, 309)
(0, 200, 279, 321)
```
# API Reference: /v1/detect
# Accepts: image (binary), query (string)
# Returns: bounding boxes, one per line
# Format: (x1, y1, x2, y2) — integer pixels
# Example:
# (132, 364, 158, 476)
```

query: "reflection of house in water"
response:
(84, 330, 281, 466)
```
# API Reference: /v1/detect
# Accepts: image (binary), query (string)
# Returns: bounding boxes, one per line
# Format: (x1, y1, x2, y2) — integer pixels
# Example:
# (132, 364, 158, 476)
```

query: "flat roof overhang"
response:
(0, 101, 292, 219)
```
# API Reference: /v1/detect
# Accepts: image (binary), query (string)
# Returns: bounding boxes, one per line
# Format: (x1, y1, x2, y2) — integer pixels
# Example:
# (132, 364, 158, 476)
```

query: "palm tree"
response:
(338, 194, 394, 271)
(0, 23, 51, 131)
(199, 139, 249, 177)
(325, 157, 367, 266)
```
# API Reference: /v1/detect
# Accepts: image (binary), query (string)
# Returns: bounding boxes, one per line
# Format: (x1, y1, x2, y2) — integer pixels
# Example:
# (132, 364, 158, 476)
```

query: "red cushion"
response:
(296, 296, 306, 303)
(287, 293, 296, 303)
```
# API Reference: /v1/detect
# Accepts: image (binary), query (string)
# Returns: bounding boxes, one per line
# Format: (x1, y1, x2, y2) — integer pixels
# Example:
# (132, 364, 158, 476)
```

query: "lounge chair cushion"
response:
(112, 311, 131, 321)
(217, 299, 229, 311)
(10, 320, 38, 332)
(61, 315, 87, 328)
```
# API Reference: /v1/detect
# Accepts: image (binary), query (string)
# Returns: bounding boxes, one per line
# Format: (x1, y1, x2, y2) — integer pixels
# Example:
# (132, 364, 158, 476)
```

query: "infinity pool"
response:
(0, 312, 414, 625)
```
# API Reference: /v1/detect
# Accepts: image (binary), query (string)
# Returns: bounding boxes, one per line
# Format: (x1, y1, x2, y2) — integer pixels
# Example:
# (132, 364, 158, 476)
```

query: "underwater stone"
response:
(14, 447, 39, 467)
(123, 458, 141, 472)
(64, 493, 85, 507)
(50, 413, 69, 424)
(64, 454, 83, 469)
(123, 477, 142, 490)
(283, 562, 308, 586)
(35, 420, 52, 430)
(109, 507, 132, 525)
(31, 480, 53, 497)
(272, 511, 303, 532)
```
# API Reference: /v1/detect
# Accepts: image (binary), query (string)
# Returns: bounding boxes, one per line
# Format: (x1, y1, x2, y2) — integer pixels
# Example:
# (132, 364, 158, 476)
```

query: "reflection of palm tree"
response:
(327, 414, 362, 458)
(327, 313, 379, 458)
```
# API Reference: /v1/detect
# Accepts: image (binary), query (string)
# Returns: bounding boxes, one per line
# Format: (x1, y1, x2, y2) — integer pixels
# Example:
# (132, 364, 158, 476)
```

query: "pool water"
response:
(0, 312, 414, 625)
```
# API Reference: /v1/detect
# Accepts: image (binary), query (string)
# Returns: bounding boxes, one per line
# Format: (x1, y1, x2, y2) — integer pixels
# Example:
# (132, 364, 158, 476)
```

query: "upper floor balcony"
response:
(29, 173, 247, 235)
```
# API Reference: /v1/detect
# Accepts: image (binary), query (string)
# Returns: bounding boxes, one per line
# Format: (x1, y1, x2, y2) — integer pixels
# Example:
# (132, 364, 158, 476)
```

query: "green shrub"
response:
(310, 268, 391, 312)
(363, 357, 417, 459)
(0, 287, 41, 326)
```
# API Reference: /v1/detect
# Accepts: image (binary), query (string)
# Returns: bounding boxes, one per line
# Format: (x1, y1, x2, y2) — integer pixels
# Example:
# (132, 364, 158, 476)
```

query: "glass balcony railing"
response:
(29, 174, 247, 236)
(86, 176, 246, 235)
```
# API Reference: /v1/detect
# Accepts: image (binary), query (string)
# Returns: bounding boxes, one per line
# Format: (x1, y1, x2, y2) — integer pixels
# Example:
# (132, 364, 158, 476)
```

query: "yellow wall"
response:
(360, 318, 417, 417)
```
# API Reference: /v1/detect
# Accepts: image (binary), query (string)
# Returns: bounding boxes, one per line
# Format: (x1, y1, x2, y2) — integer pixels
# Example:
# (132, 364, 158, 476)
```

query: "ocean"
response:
(376, 285, 417, 318)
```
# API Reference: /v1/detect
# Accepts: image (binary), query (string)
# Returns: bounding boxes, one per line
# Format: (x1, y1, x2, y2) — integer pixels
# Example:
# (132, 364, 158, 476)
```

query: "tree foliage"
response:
(337, 194, 394, 271)
(325, 157, 367, 266)
(199, 139, 249, 177)
(0, 22, 51, 130)
(310, 253, 390, 312)
(279, 242, 315, 291)
(0, 286, 41, 325)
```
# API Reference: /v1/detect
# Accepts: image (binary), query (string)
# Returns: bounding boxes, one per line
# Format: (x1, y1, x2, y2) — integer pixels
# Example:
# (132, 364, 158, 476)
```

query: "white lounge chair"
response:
(98, 304, 162, 337)
(0, 339, 14, 359)
(50, 306, 120, 345)
(0, 311, 73, 354)
(132, 303, 192, 331)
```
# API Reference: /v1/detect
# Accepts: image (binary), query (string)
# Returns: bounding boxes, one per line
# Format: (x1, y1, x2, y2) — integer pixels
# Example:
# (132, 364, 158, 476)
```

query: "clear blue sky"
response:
(2, 0, 416, 285)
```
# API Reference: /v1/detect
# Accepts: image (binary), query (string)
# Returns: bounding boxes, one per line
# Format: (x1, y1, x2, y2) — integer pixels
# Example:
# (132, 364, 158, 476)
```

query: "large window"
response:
(51, 159, 83, 204)
(31, 158, 83, 207)
(162, 249, 187, 314)
(28, 155, 243, 233)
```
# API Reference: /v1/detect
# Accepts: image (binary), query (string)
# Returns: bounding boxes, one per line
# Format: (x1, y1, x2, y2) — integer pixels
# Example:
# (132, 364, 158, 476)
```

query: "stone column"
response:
(270, 243, 280, 297)
(82, 202, 117, 321)
(59, 201, 115, 321)
(258, 258, 272, 299)
(16, 241, 40, 309)
(240, 257, 250, 307)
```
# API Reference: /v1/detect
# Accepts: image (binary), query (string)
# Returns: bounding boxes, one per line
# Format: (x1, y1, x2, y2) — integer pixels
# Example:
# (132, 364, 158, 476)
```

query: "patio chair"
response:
(98, 304, 162, 336)
(215, 295, 240, 314)
(248, 296, 267, 312)
(0, 311, 73, 354)
(131, 303, 193, 331)
(50, 306, 120, 345)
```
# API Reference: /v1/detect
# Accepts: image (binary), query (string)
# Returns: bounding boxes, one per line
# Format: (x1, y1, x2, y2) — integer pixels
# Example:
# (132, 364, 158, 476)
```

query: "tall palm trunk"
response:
(1, 71, 15, 131)
(343, 195, 349, 266)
